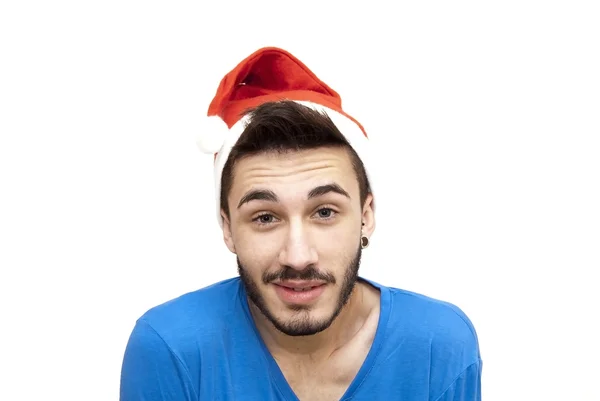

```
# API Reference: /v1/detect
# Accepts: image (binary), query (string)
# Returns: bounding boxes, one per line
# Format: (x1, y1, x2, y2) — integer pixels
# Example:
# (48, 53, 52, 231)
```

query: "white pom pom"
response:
(196, 115, 228, 154)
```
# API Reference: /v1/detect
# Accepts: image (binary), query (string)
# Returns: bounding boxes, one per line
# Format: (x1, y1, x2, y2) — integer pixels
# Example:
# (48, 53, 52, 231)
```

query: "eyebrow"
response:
(307, 183, 350, 200)
(237, 189, 278, 209)
(237, 183, 350, 209)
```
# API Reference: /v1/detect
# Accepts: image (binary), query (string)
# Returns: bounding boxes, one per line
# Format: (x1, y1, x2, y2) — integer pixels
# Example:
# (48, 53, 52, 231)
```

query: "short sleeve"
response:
(433, 359, 483, 401)
(120, 319, 198, 401)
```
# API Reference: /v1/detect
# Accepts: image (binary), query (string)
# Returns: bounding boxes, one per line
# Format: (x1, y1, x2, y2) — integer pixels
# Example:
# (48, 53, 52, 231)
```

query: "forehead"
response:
(229, 147, 358, 201)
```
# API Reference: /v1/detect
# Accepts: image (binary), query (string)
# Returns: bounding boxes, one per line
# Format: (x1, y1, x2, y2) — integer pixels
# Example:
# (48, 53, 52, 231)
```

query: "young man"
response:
(120, 47, 482, 401)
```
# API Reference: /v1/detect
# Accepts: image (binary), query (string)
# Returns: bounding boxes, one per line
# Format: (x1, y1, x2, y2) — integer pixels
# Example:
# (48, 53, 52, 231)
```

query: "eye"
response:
(253, 213, 278, 225)
(314, 207, 336, 220)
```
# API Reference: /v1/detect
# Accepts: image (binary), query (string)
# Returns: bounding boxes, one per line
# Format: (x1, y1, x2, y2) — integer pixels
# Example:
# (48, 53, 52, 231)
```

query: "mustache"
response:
(262, 265, 336, 284)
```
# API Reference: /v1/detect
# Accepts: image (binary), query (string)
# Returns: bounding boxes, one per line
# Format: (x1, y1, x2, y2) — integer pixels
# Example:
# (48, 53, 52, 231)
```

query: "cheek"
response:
(234, 229, 282, 269)
(319, 221, 359, 243)
(314, 227, 359, 261)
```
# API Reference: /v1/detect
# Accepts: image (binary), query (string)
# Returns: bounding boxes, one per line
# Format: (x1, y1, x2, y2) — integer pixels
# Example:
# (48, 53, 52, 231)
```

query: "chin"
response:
(257, 288, 345, 336)
(271, 306, 339, 337)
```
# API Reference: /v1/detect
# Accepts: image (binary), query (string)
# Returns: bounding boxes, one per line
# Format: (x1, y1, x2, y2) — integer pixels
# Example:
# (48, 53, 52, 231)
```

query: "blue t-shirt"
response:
(120, 277, 482, 400)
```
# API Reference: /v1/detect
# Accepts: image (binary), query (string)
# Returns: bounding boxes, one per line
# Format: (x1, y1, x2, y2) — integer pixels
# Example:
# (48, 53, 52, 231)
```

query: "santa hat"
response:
(197, 46, 375, 228)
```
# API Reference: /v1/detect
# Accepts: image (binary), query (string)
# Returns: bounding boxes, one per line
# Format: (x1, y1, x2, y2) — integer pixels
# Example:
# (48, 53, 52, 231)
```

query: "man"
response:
(120, 47, 482, 400)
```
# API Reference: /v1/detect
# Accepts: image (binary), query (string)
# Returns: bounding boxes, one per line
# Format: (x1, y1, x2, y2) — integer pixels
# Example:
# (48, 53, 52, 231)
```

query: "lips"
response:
(287, 286, 319, 292)
(273, 281, 327, 305)
(277, 280, 325, 290)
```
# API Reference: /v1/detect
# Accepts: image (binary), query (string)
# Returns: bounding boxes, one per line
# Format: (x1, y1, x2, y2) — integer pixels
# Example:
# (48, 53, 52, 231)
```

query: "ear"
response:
(361, 193, 375, 237)
(221, 210, 236, 254)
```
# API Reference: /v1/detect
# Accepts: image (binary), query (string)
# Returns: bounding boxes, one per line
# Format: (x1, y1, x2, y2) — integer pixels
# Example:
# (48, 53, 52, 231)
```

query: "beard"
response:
(237, 245, 362, 337)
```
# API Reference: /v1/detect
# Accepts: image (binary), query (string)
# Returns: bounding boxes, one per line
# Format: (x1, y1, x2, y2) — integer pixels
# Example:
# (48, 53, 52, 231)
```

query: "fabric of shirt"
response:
(120, 277, 482, 400)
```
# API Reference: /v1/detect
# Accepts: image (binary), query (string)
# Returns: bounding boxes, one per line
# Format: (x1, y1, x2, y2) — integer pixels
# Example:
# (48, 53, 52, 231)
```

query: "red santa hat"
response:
(197, 46, 375, 227)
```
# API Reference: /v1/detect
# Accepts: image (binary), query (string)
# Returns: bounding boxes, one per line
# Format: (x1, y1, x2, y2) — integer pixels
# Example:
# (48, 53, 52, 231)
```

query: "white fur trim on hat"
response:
(196, 115, 229, 154)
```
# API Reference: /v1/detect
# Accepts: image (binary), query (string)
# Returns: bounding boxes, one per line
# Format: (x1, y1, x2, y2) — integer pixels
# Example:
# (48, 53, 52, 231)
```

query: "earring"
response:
(361, 235, 369, 249)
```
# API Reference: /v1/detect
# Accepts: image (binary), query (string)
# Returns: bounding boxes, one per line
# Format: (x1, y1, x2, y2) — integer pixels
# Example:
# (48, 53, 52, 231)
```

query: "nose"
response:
(277, 219, 318, 271)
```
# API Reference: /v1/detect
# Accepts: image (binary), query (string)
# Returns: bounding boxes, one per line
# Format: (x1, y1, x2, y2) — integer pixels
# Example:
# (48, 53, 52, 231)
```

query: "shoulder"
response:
(389, 287, 477, 345)
(136, 277, 244, 346)
(369, 280, 482, 395)
(120, 279, 244, 399)
(382, 283, 480, 357)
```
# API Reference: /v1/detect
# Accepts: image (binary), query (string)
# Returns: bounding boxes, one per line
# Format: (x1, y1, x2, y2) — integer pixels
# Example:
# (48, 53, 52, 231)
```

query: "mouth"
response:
(287, 286, 320, 292)
(273, 281, 327, 305)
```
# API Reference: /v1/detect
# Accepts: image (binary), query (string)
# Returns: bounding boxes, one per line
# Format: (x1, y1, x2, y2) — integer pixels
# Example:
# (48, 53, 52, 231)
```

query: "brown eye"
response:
(253, 214, 276, 225)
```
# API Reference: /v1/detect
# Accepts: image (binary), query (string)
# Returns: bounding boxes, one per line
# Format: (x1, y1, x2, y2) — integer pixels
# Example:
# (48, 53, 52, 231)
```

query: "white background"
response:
(1, 1, 599, 400)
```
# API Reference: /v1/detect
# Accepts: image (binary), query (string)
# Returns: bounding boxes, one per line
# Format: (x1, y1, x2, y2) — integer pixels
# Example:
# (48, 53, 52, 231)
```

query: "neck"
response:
(249, 280, 376, 360)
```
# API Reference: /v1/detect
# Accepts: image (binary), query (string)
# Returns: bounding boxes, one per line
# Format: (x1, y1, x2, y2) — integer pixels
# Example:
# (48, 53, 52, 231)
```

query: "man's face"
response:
(222, 147, 374, 337)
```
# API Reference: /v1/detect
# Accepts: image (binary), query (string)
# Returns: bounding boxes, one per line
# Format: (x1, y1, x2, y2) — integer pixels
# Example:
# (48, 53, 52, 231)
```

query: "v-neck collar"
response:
(238, 277, 392, 401)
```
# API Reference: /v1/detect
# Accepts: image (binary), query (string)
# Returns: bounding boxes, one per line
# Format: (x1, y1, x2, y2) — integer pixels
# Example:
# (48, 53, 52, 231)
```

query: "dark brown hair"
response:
(220, 100, 371, 218)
